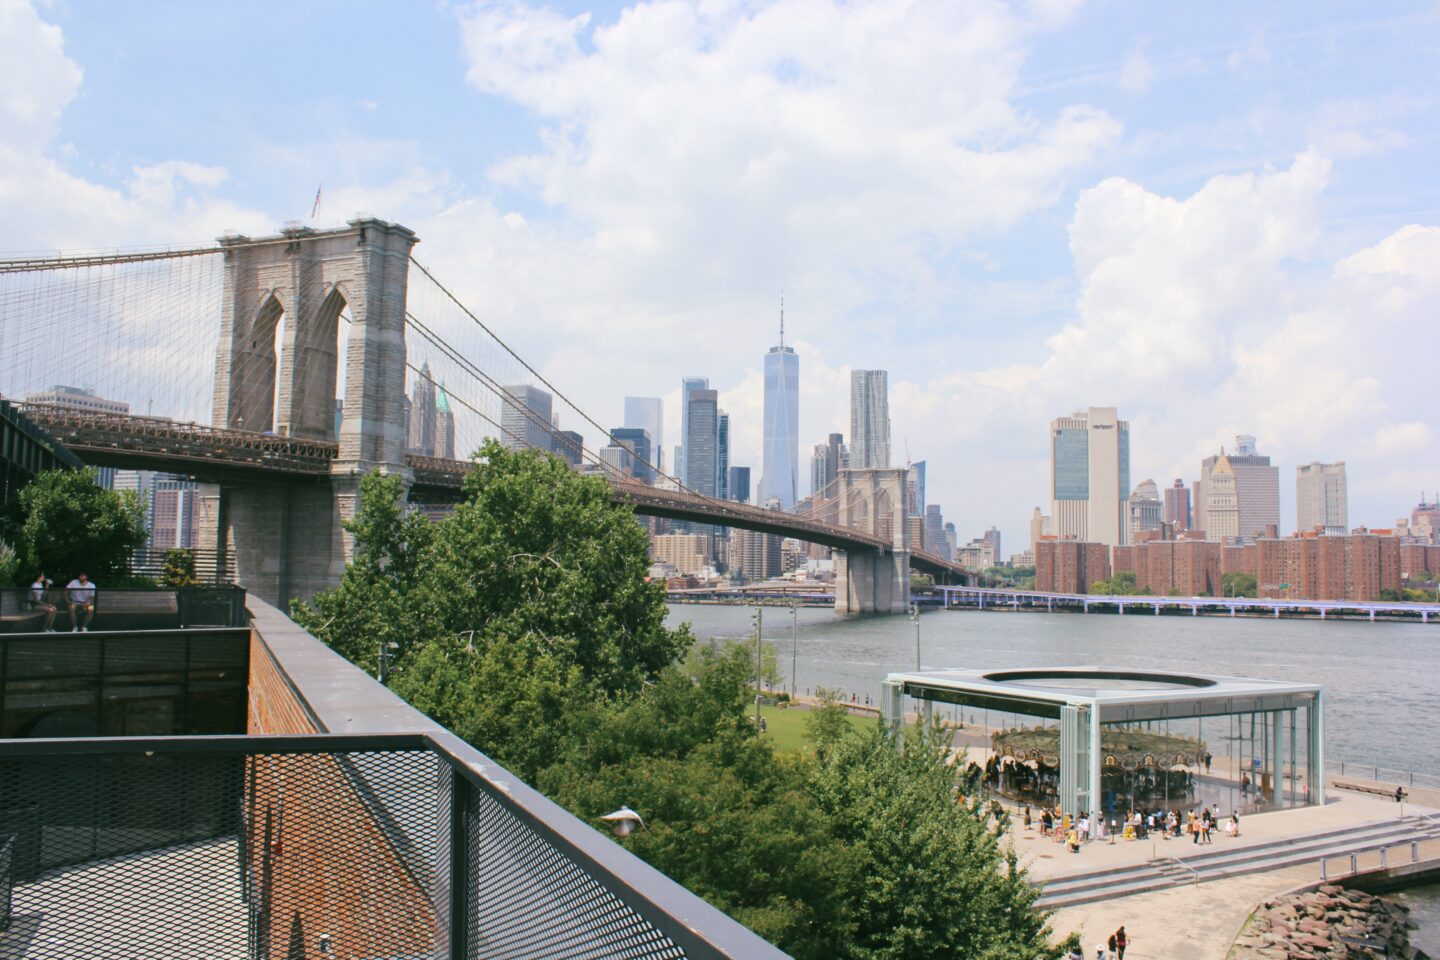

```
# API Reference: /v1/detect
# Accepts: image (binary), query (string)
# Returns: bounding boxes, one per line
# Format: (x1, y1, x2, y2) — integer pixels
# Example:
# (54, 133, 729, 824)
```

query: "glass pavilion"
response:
(880, 667, 1324, 820)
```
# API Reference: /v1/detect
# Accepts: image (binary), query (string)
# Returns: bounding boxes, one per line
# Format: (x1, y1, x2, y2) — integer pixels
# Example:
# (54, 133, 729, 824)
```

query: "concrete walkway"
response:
(1027, 794, 1440, 957)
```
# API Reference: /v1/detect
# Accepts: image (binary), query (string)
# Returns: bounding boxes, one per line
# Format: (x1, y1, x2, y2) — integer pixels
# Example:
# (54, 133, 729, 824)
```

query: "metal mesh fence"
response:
(463, 783, 687, 960)
(0, 738, 722, 960)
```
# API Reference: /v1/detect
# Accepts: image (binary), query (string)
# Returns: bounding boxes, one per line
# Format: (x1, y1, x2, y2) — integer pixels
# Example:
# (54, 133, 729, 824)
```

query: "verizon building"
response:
(1050, 406, 1131, 546)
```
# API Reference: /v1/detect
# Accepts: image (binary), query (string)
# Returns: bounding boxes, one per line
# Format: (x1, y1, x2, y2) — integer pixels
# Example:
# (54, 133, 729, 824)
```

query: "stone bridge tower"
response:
(203, 219, 417, 606)
(833, 467, 911, 615)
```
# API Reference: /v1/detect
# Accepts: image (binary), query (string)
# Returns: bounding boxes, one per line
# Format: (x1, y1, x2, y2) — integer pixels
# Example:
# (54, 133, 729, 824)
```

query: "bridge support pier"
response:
(222, 485, 348, 609)
(834, 550, 910, 616)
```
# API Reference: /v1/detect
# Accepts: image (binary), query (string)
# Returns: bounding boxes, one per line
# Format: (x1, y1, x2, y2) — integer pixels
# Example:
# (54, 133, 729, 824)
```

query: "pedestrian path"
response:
(1035, 815, 1440, 909)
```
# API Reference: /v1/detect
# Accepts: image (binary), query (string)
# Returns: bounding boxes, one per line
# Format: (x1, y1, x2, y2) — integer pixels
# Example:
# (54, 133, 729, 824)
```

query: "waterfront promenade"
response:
(1027, 788, 1440, 958)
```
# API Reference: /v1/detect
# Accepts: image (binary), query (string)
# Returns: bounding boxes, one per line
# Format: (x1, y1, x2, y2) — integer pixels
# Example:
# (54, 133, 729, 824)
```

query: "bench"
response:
(1334, 780, 1404, 799)
(0, 592, 44, 633)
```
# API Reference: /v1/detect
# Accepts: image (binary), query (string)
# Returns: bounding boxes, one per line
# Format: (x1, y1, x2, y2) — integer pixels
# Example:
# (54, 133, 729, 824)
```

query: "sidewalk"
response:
(1030, 794, 1440, 957)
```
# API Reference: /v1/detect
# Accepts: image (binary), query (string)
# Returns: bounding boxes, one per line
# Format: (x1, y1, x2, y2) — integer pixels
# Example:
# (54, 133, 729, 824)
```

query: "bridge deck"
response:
(18, 406, 967, 574)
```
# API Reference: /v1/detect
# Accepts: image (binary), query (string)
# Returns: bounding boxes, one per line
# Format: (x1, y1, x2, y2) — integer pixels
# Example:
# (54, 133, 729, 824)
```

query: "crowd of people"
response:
(1024, 802, 1241, 850)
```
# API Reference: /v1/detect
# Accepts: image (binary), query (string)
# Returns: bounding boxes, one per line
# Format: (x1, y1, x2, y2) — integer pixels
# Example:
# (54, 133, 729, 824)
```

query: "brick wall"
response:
(246, 626, 440, 958)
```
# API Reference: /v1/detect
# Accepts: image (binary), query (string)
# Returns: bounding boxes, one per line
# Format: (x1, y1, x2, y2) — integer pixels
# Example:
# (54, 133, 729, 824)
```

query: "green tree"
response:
(16, 468, 148, 580)
(1221, 571, 1257, 598)
(810, 719, 1063, 960)
(805, 688, 858, 760)
(540, 647, 860, 959)
(0, 541, 19, 588)
(292, 471, 436, 674)
(159, 547, 200, 587)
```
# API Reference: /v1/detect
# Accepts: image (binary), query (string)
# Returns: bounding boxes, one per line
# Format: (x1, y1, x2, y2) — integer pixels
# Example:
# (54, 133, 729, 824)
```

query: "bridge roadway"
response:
(22, 407, 965, 580)
(940, 585, 1440, 622)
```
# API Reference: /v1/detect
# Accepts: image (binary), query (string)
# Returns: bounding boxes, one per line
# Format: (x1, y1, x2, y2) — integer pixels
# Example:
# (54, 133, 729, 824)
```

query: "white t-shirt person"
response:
(65, 575, 96, 631)
(67, 577, 96, 605)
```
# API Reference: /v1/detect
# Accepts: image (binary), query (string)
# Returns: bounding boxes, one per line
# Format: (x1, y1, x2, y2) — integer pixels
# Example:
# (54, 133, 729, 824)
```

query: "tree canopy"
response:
(298, 442, 1067, 958)
(12, 468, 148, 581)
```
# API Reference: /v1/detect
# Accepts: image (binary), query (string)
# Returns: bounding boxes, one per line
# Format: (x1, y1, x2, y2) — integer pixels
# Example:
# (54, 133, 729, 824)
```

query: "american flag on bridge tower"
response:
(311, 184, 322, 220)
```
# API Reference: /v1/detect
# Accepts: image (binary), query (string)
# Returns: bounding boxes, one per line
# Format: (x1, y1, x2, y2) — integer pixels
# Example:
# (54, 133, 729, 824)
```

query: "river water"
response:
(666, 604, 1440, 775)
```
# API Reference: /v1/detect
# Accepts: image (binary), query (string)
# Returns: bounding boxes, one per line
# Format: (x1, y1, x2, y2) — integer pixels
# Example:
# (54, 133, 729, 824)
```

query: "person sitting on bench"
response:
(66, 573, 96, 632)
(28, 573, 57, 632)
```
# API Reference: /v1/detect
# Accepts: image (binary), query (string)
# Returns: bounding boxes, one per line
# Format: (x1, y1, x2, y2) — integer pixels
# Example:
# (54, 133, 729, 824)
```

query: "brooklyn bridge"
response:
(1, 219, 965, 612)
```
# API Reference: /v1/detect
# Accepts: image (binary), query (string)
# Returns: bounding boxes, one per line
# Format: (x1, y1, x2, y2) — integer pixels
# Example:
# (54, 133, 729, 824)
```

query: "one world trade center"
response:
(760, 301, 799, 510)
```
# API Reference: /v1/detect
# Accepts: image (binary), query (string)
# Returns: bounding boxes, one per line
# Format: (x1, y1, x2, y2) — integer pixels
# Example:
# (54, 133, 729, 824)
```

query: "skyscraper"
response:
(407, 362, 437, 456)
(1205, 451, 1241, 542)
(808, 433, 845, 498)
(1194, 436, 1279, 539)
(909, 460, 926, 517)
(1296, 461, 1348, 534)
(925, 505, 947, 558)
(1128, 479, 1163, 541)
(499, 384, 554, 452)
(1164, 479, 1192, 529)
(552, 431, 584, 466)
(610, 427, 653, 483)
(728, 466, 751, 504)
(683, 389, 719, 497)
(26, 385, 127, 489)
(623, 397, 663, 474)
(1049, 406, 1131, 546)
(677, 377, 708, 483)
(849, 370, 890, 469)
(717, 412, 730, 501)
(760, 308, 799, 509)
(434, 384, 456, 460)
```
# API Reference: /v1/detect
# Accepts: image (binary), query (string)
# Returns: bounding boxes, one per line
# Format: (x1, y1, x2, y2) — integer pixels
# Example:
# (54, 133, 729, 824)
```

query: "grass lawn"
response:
(756, 702, 878, 753)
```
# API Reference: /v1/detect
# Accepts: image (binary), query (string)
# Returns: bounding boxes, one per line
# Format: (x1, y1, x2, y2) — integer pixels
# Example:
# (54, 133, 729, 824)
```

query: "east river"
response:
(666, 604, 1440, 776)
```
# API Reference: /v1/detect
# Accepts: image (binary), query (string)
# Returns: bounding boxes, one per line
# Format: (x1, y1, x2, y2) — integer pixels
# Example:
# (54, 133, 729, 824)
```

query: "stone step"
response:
(1036, 818, 1437, 909)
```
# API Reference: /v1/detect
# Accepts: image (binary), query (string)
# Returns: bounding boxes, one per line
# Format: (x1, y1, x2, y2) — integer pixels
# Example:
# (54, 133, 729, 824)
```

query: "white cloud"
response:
(1118, 51, 1151, 92)
(875, 153, 1440, 539)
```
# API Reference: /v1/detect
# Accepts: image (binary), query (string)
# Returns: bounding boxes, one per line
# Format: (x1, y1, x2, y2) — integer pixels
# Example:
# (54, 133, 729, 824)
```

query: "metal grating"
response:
(0, 737, 718, 960)
(464, 784, 687, 960)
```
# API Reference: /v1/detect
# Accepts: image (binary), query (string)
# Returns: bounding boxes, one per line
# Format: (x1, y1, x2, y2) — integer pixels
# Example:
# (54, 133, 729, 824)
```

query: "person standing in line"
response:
(1107, 932, 1117, 957)
(66, 572, 95, 632)
(1114, 926, 1128, 959)
(28, 573, 57, 632)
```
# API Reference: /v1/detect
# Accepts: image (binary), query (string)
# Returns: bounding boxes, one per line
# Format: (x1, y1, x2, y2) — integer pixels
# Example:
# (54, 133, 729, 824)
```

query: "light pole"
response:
(377, 641, 399, 684)
(752, 606, 763, 735)
(911, 602, 921, 670)
(790, 603, 798, 699)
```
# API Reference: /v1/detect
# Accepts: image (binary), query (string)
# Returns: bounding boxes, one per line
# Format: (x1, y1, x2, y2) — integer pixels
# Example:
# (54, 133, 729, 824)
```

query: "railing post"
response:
(449, 771, 472, 960)
(1381, 847, 1388, 869)
(1413, 841, 1419, 863)
(1349, 853, 1357, 874)
(1320, 858, 1327, 881)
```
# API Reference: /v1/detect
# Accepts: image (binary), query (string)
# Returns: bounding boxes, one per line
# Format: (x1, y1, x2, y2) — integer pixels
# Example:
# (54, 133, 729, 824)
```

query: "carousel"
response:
(988, 725, 1208, 811)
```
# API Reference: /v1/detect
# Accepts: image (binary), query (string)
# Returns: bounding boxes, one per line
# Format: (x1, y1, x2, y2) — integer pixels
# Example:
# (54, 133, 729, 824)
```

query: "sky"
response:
(2, 0, 1439, 550)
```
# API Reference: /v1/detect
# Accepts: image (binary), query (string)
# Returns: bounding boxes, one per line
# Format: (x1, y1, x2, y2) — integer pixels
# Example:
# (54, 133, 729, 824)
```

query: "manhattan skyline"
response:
(2, 1, 1437, 546)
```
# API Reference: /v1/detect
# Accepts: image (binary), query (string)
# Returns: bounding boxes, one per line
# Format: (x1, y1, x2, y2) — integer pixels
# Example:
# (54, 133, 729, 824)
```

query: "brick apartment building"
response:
(1034, 539, 1111, 594)
(1039, 532, 1405, 601)
(1256, 533, 1402, 601)
(1402, 543, 1440, 579)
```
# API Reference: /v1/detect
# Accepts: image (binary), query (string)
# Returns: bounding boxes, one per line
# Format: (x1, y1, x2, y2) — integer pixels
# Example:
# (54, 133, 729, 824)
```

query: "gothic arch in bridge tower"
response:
(205, 219, 419, 608)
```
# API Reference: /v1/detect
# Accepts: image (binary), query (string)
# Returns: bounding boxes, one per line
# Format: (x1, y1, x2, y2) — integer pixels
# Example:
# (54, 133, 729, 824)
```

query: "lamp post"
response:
(752, 606, 763, 735)
(377, 641, 399, 684)
(911, 602, 921, 670)
(790, 603, 798, 699)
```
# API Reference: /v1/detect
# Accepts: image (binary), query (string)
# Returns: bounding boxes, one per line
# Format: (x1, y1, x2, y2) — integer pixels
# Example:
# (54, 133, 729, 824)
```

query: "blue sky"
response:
(4, 0, 1439, 547)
